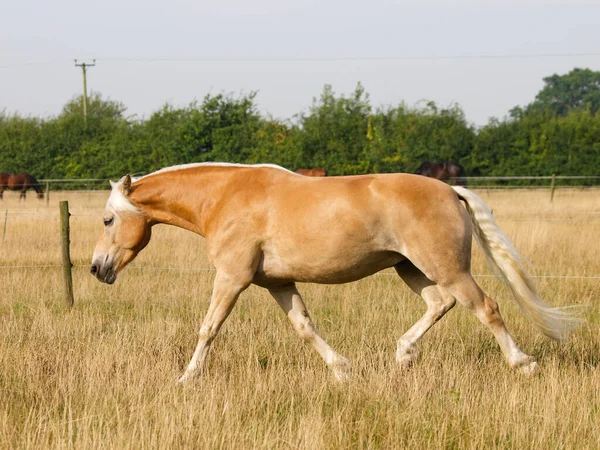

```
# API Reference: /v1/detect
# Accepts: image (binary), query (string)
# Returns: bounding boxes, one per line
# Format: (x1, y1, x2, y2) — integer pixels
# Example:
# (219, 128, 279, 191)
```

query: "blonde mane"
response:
(107, 163, 296, 214)
(136, 162, 297, 181)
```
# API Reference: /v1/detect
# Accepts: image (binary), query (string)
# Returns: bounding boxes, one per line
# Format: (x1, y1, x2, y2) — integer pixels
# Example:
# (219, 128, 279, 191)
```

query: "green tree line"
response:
(1, 68, 599, 183)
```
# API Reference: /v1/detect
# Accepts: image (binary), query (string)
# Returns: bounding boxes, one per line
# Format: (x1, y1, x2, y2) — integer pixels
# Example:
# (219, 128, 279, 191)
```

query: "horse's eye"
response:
(103, 217, 114, 226)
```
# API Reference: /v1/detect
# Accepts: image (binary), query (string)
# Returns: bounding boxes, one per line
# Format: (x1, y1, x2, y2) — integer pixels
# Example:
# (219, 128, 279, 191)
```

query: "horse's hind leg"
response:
(444, 274, 538, 374)
(269, 283, 350, 381)
(394, 261, 456, 368)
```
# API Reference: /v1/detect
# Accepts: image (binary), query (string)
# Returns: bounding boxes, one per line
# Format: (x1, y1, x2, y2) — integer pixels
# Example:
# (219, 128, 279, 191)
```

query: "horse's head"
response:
(415, 161, 433, 177)
(90, 175, 152, 284)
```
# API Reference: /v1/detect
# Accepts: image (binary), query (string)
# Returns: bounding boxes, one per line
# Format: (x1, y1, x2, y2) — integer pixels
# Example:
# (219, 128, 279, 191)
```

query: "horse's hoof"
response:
(397, 354, 417, 370)
(518, 360, 539, 376)
(177, 372, 194, 384)
(396, 342, 418, 369)
(332, 357, 351, 382)
(514, 356, 539, 376)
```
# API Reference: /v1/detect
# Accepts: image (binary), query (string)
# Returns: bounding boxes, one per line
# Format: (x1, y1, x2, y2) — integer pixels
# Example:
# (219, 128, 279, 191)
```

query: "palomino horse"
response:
(0, 172, 44, 200)
(90, 163, 576, 383)
(296, 167, 327, 177)
(415, 161, 467, 186)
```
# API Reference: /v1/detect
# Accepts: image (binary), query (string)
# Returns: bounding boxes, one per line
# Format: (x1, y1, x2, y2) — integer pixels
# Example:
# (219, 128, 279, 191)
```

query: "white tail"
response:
(453, 186, 580, 341)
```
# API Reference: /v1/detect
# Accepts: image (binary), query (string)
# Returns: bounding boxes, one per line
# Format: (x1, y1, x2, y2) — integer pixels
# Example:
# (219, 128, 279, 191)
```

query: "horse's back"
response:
(211, 167, 462, 229)
(249, 169, 459, 218)
(7, 173, 26, 189)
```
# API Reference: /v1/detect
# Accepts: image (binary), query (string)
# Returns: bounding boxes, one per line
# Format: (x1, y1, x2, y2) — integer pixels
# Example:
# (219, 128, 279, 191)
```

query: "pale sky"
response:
(1, 0, 599, 126)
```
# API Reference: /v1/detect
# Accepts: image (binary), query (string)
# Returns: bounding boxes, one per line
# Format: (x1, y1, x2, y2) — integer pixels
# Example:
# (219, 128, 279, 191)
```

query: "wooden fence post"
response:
(59, 201, 74, 308)
(45, 181, 50, 206)
(2, 209, 7, 246)
(550, 174, 556, 203)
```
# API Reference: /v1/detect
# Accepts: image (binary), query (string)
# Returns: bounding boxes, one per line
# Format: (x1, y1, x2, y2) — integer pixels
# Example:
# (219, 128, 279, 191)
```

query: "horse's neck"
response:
(131, 169, 227, 236)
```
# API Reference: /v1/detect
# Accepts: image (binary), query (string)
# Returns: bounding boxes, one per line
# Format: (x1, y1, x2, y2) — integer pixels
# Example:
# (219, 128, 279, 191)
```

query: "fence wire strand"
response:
(0, 263, 598, 280)
(4, 210, 600, 222)
(2, 186, 599, 281)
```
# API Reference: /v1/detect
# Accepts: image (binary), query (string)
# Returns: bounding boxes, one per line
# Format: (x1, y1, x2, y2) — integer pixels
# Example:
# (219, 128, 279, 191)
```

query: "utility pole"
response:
(74, 59, 96, 122)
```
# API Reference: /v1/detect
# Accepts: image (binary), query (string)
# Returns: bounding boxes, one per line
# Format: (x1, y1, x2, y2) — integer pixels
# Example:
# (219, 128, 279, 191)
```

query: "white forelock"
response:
(106, 177, 140, 214)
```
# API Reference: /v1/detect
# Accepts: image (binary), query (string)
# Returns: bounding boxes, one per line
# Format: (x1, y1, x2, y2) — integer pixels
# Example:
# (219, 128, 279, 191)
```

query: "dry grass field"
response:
(1, 188, 599, 449)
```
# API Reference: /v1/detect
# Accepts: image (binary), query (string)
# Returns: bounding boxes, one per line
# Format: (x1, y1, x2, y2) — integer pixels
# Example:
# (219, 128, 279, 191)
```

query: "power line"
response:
(100, 52, 600, 62)
(0, 52, 599, 69)
(0, 60, 61, 69)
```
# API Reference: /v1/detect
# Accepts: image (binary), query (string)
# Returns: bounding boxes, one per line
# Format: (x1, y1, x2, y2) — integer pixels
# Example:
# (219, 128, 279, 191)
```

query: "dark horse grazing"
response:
(415, 161, 467, 186)
(295, 168, 327, 177)
(0, 172, 44, 200)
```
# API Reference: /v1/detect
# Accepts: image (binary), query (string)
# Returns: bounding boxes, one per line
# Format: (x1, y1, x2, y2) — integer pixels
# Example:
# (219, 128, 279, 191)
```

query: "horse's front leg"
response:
(178, 270, 250, 384)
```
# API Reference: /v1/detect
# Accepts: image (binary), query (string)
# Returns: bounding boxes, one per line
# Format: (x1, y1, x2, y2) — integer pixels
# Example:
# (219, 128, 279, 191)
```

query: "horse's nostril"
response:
(90, 264, 98, 275)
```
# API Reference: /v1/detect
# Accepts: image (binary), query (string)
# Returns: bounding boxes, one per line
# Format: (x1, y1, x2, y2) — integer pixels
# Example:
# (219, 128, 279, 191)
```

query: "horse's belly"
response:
(255, 249, 404, 286)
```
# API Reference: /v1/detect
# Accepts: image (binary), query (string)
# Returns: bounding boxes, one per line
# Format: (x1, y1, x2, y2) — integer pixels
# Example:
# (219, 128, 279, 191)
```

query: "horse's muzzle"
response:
(90, 260, 117, 284)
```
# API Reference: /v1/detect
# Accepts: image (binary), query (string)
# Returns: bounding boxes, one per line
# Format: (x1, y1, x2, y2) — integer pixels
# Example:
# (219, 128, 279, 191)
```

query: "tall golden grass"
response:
(1, 188, 599, 449)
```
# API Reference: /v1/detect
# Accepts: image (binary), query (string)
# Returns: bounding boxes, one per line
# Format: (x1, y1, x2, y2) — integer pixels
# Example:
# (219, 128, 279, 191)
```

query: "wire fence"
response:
(451, 175, 600, 188)
(4, 210, 600, 221)
(1, 184, 599, 283)
(1, 212, 599, 281)
(0, 263, 598, 281)
(30, 175, 600, 192)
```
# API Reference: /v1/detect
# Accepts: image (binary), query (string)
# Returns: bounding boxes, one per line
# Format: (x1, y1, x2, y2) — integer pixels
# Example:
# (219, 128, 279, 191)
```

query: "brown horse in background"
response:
(0, 172, 44, 200)
(415, 161, 467, 186)
(295, 168, 327, 177)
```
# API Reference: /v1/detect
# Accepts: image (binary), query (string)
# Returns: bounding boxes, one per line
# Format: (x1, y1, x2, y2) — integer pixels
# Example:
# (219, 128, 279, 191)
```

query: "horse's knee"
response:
(480, 296, 504, 327)
(434, 297, 456, 321)
(426, 298, 455, 323)
(424, 288, 456, 322)
(198, 324, 219, 342)
(292, 315, 316, 341)
(484, 296, 499, 313)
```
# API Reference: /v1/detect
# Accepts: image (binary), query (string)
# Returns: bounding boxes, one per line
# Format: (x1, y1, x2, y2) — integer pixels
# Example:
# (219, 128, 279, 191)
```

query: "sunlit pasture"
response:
(0, 188, 599, 449)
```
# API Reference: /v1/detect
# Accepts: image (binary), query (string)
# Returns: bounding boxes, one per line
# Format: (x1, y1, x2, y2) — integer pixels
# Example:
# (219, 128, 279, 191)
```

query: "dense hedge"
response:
(1, 69, 599, 183)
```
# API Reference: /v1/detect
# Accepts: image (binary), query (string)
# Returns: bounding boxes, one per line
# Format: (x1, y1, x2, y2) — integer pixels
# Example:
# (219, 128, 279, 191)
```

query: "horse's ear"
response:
(121, 174, 132, 194)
